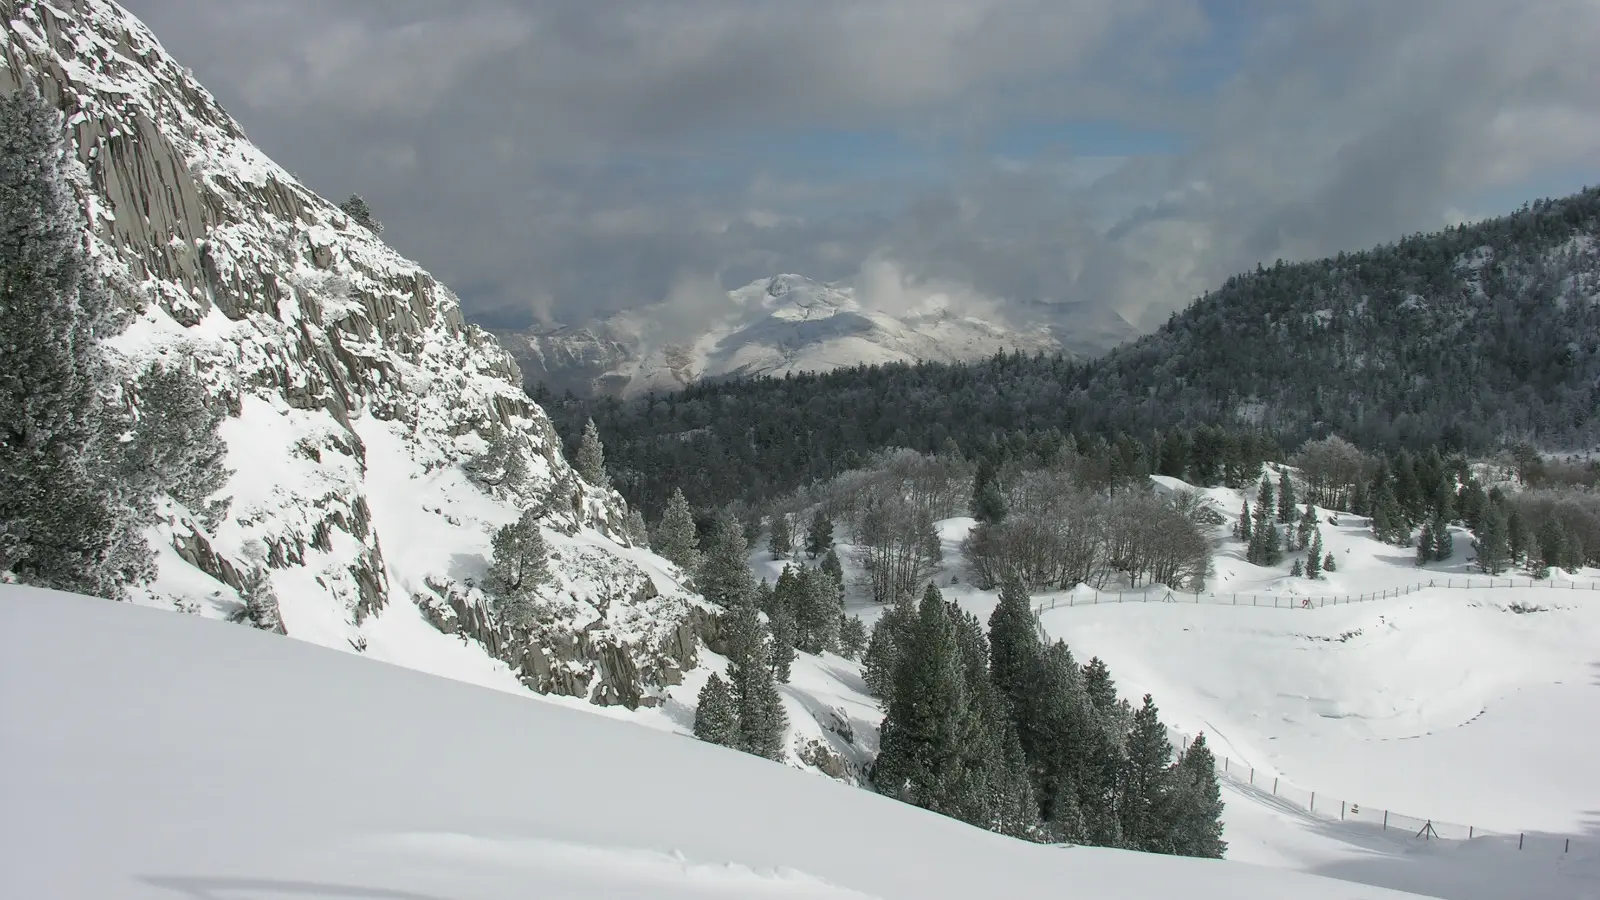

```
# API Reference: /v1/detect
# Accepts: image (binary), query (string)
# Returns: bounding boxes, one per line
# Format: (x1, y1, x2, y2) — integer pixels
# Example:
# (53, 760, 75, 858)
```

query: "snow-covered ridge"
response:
(0, 0, 702, 707)
(498, 274, 1086, 397)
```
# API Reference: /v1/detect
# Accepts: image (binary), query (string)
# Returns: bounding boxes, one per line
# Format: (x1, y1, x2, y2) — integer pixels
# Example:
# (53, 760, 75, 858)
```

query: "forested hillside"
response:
(546, 187, 1599, 519)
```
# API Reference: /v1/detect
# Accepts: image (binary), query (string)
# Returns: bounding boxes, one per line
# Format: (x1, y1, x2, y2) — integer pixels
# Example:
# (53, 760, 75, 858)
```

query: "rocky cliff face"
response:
(1, 0, 703, 708)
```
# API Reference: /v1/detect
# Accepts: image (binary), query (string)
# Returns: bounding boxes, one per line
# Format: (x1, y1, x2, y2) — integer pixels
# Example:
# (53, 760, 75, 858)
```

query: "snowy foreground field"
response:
(2, 586, 1420, 900)
(5, 477, 1598, 899)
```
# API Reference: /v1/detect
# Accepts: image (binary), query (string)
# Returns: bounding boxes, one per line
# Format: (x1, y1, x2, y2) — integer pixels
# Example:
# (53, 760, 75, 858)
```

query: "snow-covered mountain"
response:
(1, 0, 701, 708)
(497, 274, 1132, 397)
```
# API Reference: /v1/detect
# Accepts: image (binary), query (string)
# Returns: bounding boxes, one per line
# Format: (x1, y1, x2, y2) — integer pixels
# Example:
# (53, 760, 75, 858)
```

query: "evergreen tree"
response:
(0, 87, 140, 597)
(838, 614, 868, 660)
(126, 359, 231, 530)
(1458, 479, 1488, 531)
(1120, 694, 1175, 853)
(862, 591, 917, 699)
(972, 457, 1007, 524)
(987, 579, 1042, 714)
(804, 510, 834, 559)
(722, 589, 787, 759)
(1082, 657, 1118, 714)
(1507, 508, 1532, 565)
(1474, 504, 1511, 575)
(237, 563, 286, 635)
(871, 585, 988, 822)
(768, 601, 796, 683)
(1305, 532, 1323, 579)
(699, 510, 755, 607)
(819, 546, 844, 587)
(1235, 501, 1252, 542)
(483, 507, 551, 628)
(1295, 502, 1318, 552)
(574, 417, 609, 487)
(1290, 558, 1304, 577)
(653, 487, 701, 574)
(1164, 733, 1227, 858)
(1247, 478, 1281, 565)
(338, 194, 383, 235)
(1323, 552, 1337, 572)
(1538, 517, 1572, 572)
(692, 672, 739, 747)
(622, 508, 650, 546)
(1416, 519, 1436, 564)
(1277, 469, 1297, 524)
(1431, 515, 1453, 562)
(767, 511, 793, 560)
(795, 565, 843, 654)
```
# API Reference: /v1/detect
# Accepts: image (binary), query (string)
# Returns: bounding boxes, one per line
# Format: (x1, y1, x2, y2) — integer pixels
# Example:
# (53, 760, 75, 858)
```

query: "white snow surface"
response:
(1, 585, 1423, 900)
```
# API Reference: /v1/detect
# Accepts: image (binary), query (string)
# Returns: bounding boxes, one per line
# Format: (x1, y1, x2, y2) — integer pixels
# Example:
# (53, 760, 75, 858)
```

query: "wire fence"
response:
(1167, 729, 1593, 859)
(1030, 576, 1600, 613)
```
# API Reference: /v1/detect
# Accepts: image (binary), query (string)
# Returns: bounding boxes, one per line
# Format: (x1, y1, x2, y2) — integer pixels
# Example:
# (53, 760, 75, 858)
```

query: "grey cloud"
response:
(119, 0, 1600, 338)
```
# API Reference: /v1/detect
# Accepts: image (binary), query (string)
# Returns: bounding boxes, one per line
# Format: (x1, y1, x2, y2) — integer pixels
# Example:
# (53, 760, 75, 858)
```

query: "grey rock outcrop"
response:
(2, 0, 700, 706)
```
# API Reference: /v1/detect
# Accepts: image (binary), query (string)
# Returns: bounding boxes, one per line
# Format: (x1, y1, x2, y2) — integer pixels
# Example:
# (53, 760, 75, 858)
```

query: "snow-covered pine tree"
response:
(820, 546, 844, 587)
(1164, 733, 1227, 858)
(1431, 515, 1453, 562)
(1277, 469, 1296, 524)
(339, 194, 383, 235)
(1416, 519, 1436, 564)
(1290, 558, 1304, 577)
(234, 541, 285, 634)
(768, 600, 796, 683)
(862, 590, 916, 700)
(1235, 500, 1252, 542)
(482, 507, 551, 628)
(692, 672, 739, 747)
(463, 420, 528, 491)
(1295, 502, 1318, 552)
(804, 509, 834, 559)
(622, 508, 650, 546)
(1248, 478, 1281, 565)
(0, 86, 144, 597)
(699, 510, 755, 607)
(125, 359, 231, 530)
(767, 511, 792, 560)
(1507, 508, 1531, 565)
(1119, 694, 1175, 853)
(1474, 504, 1511, 575)
(986, 578, 1041, 713)
(1323, 551, 1337, 572)
(794, 565, 843, 654)
(721, 587, 786, 760)
(652, 487, 701, 575)
(1538, 517, 1570, 572)
(838, 614, 868, 660)
(574, 417, 609, 488)
(971, 456, 1007, 524)
(871, 584, 982, 819)
(1305, 532, 1323, 579)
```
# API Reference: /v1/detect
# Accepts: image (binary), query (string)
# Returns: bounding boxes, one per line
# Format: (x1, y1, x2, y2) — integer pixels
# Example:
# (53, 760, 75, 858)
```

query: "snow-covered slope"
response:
(0, 585, 1423, 900)
(760, 477, 1600, 900)
(498, 274, 1103, 397)
(0, 0, 701, 707)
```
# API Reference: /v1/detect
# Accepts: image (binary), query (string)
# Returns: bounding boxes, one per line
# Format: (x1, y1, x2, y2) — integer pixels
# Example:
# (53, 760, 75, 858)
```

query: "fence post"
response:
(1310, 791, 1315, 812)
(1469, 826, 1473, 839)
(1383, 810, 1388, 830)
(1273, 777, 1278, 795)
(1224, 757, 1229, 773)
(1566, 838, 1570, 853)
(1249, 768, 1254, 785)
(1519, 833, 1523, 850)
(1341, 800, 1346, 820)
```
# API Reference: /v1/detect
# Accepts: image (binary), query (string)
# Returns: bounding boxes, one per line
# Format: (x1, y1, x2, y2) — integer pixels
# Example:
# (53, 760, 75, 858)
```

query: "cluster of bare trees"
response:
(963, 469, 1213, 592)
(1288, 435, 1369, 509)
(779, 449, 971, 603)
